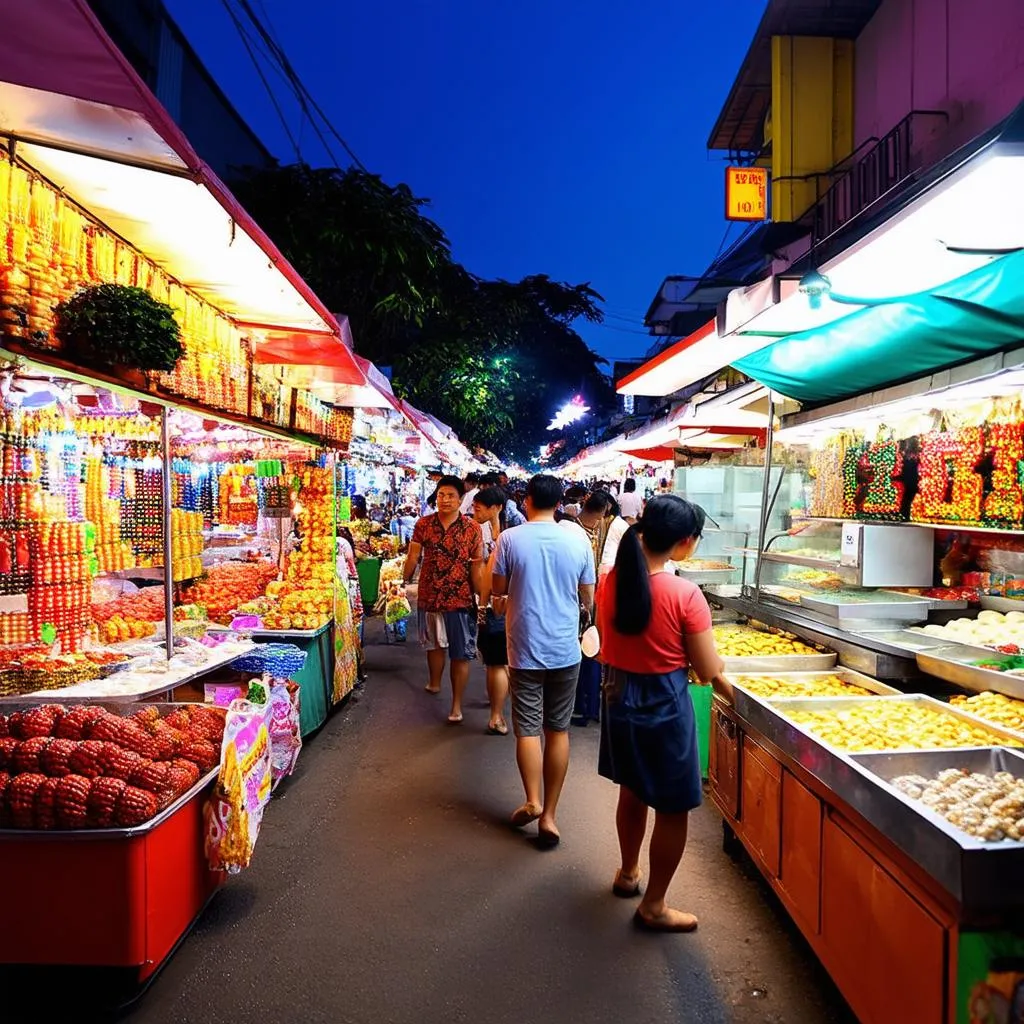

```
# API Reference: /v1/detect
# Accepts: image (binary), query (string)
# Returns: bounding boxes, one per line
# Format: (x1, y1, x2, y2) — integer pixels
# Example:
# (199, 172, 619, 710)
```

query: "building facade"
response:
(89, 0, 275, 179)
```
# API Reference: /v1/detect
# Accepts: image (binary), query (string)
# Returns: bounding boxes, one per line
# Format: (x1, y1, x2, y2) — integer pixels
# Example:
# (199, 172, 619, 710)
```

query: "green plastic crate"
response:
(689, 683, 712, 779)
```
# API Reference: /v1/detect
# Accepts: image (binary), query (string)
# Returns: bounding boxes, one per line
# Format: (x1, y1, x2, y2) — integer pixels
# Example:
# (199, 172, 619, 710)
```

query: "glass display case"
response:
(674, 463, 805, 586)
(756, 519, 936, 627)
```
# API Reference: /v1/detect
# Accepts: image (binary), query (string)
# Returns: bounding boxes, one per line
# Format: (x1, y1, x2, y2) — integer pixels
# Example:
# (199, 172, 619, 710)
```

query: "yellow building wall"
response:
(770, 36, 854, 222)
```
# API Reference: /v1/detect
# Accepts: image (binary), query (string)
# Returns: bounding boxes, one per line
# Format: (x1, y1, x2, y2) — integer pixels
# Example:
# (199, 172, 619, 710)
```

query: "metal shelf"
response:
(793, 515, 1024, 537)
(761, 551, 841, 571)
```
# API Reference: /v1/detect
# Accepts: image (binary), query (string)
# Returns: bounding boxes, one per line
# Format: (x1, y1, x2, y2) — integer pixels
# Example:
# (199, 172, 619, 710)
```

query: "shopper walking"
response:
(617, 478, 643, 524)
(568, 489, 629, 725)
(492, 475, 595, 847)
(403, 476, 484, 724)
(596, 495, 732, 932)
(459, 472, 481, 515)
(472, 486, 511, 735)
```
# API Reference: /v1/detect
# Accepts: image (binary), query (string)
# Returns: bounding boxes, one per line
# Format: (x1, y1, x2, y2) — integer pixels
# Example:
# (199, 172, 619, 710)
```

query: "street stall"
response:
(0, 0, 367, 989)
(164, 412, 358, 731)
(619, 104, 1024, 1024)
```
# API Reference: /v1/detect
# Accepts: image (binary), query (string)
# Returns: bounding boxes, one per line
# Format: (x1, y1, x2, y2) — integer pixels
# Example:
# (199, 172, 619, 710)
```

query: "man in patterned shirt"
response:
(403, 475, 484, 724)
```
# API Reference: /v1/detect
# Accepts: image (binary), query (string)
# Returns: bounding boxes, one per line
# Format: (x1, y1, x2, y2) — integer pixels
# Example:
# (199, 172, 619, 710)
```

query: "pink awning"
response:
(0, 0, 361, 382)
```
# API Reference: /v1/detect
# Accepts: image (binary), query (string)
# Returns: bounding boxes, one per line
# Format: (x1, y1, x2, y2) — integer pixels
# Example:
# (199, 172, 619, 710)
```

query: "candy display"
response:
(734, 673, 874, 698)
(712, 624, 823, 657)
(260, 585, 333, 631)
(179, 562, 279, 624)
(0, 649, 101, 697)
(857, 439, 905, 518)
(781, 699, 1019, 752)
(0, 703, 225, 829)
(982, 423, 1024, 527)
(803, 416, 1024, 530)
(231, 643, 307, 677)
(891, 768, 1024, 842)
(170, 508, 204, 581)
(217, 464, 259, 528)
(948, 692, 1024, 734)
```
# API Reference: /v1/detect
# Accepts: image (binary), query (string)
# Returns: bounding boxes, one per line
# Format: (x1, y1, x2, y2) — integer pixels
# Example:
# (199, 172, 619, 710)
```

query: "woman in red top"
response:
(597, 495, 732, 933)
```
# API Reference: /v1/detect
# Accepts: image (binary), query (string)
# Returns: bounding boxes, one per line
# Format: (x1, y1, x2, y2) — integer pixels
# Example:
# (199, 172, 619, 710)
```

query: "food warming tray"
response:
(798, 590, 932, 626)
(916, 644, 1024, 701)
(848, 747, 1024, 910)
(675, 566, 742, 586)
(722, 691, 1024, 910)
(730, 669, 899, 713)
(722, 651, 838, 672)
(852, 629, 951, 653)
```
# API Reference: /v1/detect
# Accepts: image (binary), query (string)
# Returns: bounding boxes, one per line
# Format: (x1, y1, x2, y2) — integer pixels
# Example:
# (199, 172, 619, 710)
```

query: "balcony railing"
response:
(810, 110, 949, 246)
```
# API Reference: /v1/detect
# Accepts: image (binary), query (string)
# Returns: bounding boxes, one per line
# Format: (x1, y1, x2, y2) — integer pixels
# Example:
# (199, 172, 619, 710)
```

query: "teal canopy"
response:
(733, 249, 1024, 403)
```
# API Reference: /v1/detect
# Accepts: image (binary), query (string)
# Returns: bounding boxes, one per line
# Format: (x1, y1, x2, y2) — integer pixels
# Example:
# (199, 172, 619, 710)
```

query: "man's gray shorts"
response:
(509, 663, 581, 737)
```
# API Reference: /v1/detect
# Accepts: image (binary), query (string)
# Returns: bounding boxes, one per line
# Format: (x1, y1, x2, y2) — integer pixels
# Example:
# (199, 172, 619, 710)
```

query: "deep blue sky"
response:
(166, 0, 766, 364)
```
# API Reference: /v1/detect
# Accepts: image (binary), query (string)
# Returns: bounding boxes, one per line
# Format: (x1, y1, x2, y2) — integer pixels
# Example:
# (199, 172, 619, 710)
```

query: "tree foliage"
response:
(231, 163, 612, 462)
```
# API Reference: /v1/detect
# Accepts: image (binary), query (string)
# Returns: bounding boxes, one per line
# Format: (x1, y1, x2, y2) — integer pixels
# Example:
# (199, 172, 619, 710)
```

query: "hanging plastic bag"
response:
(204, 690, 273, 873)
(268, 678, 302, 787)
(385, 591, 412, 624)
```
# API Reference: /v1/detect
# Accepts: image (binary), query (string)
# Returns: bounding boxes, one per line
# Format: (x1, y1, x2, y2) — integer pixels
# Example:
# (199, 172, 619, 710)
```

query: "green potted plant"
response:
(53, 284, 184, 383)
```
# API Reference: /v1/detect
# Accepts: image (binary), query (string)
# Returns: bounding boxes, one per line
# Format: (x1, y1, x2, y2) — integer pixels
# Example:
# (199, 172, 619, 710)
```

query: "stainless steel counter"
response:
(725, 688, 1024, 912)
(706, 588, 921, 680)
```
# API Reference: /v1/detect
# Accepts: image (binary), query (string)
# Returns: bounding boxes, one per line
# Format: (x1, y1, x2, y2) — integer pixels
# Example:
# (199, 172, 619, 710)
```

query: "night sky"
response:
(165, 0, 766, 365)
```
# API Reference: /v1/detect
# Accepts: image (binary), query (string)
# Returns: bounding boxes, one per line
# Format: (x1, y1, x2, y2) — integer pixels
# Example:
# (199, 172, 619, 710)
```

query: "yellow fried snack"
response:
(783, 699, 1022, 752)
(713, 624, 823, 658)
(735, 674, 873, 698)
(949, 691, 1024, 735)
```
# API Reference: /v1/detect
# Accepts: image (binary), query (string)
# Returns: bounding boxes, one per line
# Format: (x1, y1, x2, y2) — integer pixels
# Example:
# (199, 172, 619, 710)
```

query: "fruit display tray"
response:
(725, 692, 1024, 910)
(916, 644, 1024, 701)
(0, 700, 219, 837)
(849, 747, 1024, 911)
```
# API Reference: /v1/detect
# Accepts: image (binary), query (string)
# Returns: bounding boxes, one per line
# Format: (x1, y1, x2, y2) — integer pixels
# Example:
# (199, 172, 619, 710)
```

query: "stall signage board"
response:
(725, 166, 768, 222)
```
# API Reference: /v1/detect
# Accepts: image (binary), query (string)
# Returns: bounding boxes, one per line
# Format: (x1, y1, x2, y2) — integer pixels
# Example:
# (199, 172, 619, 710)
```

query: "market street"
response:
(74, 622, 857, 1024)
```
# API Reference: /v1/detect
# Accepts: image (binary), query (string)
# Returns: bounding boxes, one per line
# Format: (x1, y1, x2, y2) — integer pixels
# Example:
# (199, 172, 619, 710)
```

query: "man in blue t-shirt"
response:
(492, 474, 595, 848)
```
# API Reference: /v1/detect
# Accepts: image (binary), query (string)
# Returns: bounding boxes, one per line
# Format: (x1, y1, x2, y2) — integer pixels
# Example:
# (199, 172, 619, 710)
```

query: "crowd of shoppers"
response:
(400, 471, 731, 931)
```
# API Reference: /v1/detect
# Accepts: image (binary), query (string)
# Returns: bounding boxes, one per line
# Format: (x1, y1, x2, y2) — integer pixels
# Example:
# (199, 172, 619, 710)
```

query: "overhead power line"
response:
(218, 0, 303, 163)
(232, 0, 368, 171)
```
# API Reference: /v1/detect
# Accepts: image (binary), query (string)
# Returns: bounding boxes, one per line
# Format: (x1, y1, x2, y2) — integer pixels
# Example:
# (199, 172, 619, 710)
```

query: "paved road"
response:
(9, 622, 858, 1023)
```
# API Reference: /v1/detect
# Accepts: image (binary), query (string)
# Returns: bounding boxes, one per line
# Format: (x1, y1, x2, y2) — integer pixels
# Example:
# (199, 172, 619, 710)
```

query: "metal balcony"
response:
(810, 110, 949, 246)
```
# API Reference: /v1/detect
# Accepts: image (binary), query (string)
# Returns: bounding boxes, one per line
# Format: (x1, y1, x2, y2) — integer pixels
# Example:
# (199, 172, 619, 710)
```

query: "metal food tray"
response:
(878, 591, 970, 611)
(766, 693, 1024, 750)
(799, 591, 932, 624)
(853, 628, 952, 653)
(0, 701, 221, 841)
(848, 747, 1024, 910)
(980, 596, 1024, 614)
(722, 652, 838, 672)
(724, 694, 1024, 909)
(675, 565, 741, 586)
(916, 644, 1024, 701)
(730, 669, 899, 716)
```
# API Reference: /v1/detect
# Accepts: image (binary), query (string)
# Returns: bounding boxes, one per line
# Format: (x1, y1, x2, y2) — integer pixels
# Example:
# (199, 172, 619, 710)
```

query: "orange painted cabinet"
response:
(820, 813, 947, 1024)
(709, 702, 740, 820)
(779, 770, 823, 936)
(740, 737, 781, 877)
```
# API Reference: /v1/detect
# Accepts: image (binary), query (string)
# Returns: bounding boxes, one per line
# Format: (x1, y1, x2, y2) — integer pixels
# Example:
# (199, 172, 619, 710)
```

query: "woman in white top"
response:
(617, 478, 643, 524)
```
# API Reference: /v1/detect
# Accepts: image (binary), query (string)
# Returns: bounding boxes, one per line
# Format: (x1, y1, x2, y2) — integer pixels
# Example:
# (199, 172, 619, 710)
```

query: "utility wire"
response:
(218, 0, 303, 163)
(234, 0, 368, 171)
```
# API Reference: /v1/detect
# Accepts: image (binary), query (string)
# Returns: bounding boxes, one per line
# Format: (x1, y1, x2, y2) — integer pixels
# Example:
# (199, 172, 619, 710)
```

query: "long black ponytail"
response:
(612, 495, 706, 635)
